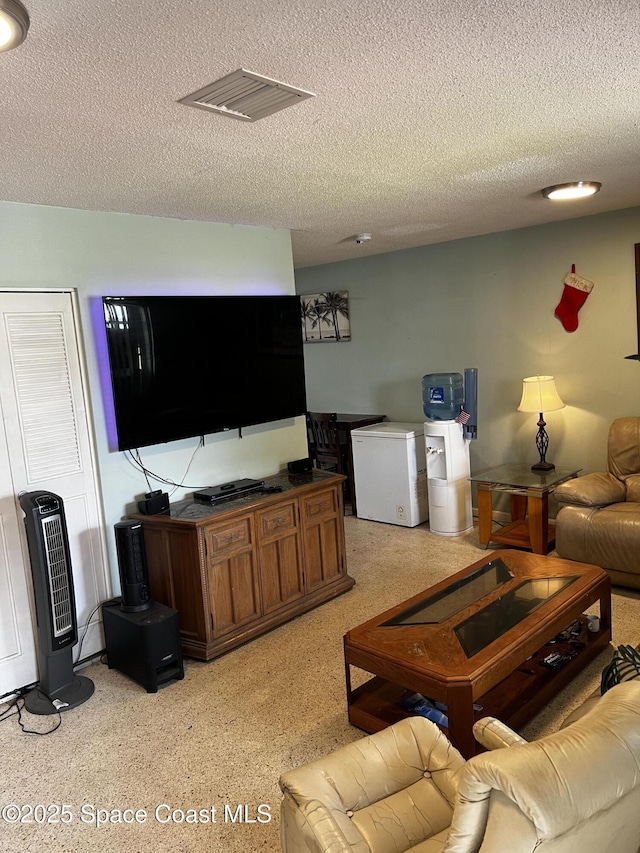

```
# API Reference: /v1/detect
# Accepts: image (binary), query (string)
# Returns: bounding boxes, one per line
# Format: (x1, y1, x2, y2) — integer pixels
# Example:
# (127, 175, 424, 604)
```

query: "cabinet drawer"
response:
(302, 489, 338, 521)
(206, 517, 252, 555)
(257, 501, 298, 539)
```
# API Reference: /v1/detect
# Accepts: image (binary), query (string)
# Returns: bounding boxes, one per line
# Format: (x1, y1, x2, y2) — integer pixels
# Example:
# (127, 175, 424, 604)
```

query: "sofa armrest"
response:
(473, 717, 528, 750)
(554, 472, 626, 508)
(281, 795, 359, 853)
(279, 716, 464, 853)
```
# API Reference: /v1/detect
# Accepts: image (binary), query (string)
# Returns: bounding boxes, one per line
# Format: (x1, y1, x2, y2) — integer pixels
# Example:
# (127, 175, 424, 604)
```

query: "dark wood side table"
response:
(469, 464, 582, 555)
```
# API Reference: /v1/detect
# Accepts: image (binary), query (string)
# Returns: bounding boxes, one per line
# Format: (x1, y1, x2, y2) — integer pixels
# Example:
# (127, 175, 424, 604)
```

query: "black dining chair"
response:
(306, 412, 350, 505)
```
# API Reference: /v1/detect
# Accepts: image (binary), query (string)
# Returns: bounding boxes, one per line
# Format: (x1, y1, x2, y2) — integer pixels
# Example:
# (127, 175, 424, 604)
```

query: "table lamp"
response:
(517, 376, 565, 472)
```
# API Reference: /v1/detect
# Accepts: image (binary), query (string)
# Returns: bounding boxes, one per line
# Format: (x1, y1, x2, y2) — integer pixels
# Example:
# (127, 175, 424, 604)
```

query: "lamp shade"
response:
(517, 376, 565, 413)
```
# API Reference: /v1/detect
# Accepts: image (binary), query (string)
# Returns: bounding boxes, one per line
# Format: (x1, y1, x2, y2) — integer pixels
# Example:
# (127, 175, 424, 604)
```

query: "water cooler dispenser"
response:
(422, 370, 477, 536)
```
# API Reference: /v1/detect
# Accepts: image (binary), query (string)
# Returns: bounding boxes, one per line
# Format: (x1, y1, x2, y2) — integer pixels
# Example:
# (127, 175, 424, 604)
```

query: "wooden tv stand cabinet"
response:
(130, 470, 353, 661)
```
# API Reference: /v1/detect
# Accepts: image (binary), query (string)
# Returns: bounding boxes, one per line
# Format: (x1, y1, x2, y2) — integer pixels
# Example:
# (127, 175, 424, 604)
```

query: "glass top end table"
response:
(469, 463, 582, 555)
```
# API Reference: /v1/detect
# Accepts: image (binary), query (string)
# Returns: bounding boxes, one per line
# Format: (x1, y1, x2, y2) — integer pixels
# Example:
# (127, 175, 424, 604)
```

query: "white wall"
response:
(0, 201, 307, 587)
(296, 207, 640, 488)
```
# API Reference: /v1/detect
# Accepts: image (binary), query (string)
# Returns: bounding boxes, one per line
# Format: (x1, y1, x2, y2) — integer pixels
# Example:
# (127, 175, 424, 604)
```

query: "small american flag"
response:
(455, 409, 471, 424)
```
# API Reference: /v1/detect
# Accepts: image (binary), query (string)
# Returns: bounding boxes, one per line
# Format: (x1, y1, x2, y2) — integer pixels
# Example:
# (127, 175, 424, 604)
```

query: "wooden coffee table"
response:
(344, 550, 611, 757)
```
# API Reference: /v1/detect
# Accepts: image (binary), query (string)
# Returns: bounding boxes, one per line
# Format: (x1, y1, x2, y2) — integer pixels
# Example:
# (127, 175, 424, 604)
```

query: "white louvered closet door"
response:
(0, 290, 111, 696)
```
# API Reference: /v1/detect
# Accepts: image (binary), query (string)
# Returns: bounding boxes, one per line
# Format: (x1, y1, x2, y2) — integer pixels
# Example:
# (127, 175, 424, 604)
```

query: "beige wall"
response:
(0, 201, 307, 586)
(296, 207, 640, 488)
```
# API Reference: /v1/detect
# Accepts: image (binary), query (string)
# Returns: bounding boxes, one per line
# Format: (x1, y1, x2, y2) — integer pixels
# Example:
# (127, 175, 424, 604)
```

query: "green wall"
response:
(0, 201, 307, 587)
(296, 207, 640, 480)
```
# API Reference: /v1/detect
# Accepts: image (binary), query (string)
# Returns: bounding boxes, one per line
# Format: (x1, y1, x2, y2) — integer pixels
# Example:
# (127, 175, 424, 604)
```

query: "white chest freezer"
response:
(351, 422, 429, 527)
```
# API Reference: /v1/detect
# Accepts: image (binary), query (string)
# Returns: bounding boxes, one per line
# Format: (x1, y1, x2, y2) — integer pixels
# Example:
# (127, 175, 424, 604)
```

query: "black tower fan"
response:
(19, 491, 94, 714)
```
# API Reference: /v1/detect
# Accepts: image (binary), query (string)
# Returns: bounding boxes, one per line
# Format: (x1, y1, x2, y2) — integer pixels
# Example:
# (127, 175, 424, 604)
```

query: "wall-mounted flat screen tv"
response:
(102, 295, 307, 451)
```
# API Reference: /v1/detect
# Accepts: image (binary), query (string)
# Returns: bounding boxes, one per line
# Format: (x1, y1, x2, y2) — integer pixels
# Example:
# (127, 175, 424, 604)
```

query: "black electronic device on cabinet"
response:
(194, 478, 265, 504)
(137, 490, 169, 515)
(288, 457, 312, 475)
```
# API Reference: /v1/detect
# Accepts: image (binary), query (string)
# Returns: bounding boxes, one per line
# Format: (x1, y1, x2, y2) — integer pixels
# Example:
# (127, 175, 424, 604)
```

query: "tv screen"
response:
(102, 295, 307, 451)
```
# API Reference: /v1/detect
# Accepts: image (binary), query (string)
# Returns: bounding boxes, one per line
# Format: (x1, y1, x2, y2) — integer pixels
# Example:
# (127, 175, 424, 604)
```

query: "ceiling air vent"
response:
(179, 68, 315, 122)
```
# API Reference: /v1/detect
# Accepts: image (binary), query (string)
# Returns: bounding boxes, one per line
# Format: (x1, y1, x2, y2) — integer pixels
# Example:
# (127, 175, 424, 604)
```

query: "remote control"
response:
(555, 619, 583, 642)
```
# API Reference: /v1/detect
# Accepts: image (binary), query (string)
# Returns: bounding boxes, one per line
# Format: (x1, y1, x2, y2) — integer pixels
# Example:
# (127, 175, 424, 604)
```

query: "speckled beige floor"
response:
(1, 516, 637, 852)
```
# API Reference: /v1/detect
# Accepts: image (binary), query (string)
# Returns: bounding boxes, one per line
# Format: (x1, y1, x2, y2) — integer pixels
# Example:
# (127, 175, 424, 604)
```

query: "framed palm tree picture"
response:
(300, 291, 351, 343)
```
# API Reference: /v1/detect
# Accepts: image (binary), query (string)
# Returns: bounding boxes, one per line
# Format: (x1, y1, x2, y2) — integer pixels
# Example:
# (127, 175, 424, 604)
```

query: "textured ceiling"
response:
(2, 0, 639, 268)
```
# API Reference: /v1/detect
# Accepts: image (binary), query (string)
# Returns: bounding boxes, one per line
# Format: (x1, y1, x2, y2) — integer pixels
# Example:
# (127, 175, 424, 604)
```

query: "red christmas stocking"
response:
(554, 272, 594, 332)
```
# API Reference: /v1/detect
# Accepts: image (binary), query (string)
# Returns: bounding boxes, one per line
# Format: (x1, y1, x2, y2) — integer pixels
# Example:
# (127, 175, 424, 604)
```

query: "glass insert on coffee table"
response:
(469, 464, 582, 555)
(344, 549, 610, 758)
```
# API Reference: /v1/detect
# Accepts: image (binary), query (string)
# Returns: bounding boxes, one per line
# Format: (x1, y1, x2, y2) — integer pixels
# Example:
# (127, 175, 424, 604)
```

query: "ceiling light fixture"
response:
(0, 0, 29, 52)
(541, 181, 602, 201)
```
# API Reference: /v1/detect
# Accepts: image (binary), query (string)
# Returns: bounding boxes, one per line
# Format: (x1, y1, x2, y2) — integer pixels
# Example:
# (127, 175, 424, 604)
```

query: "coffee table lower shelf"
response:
(347, 625, 610, 746)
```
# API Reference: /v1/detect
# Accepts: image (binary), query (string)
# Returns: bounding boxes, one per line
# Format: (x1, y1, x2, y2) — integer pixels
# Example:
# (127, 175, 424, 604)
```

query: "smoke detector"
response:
(354, 233, 372, 244)
(179, 68, 315, 122)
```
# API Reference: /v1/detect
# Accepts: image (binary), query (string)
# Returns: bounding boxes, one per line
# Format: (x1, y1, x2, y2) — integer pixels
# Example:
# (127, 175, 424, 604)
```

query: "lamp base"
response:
(531, 460, 555, 472)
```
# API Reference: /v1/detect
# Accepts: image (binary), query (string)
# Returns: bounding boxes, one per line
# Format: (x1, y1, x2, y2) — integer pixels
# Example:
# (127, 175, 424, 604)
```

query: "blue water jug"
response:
(422, 373, 464, 420)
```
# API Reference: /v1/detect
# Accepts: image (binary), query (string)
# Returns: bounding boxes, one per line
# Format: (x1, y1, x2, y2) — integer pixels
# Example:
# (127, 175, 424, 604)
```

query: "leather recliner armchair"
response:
(554, 416, 640, 589)
(279, 681, 640, 852)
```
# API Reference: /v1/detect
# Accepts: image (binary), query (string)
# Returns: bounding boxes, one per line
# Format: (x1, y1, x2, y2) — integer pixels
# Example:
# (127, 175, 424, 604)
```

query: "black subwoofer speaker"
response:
(102, 599, 184, 693)
(114, 520, 152, 612)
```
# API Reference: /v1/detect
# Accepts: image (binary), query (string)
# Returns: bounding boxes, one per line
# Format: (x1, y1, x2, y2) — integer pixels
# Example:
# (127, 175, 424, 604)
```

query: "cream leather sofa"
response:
(279, 681, 640, 852)
(555, 417, 640, 589)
